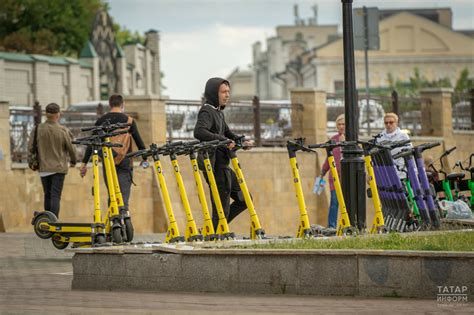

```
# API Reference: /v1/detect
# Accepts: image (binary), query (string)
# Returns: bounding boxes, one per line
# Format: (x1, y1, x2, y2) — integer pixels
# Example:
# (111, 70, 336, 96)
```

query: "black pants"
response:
(103, 166, 133, 209)
(40, 173, 66, 218)
(204, 167, 247, 230)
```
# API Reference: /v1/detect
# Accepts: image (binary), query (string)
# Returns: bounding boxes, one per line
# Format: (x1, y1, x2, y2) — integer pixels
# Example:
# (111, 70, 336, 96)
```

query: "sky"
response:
(108, 0, 474, 99)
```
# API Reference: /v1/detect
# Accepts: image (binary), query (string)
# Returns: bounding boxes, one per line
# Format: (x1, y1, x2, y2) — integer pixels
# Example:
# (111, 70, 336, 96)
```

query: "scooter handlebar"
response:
(454, 153, 474, 171)
(287, 139, 314, 153)
(106, 142, 123, 148)
(416, 142, 441, 152)
(380, 139, 411, 149)
(308, 140, 357, 149)
(80, 122, 131, 132)
(183, 140, 200, 146)
(164, 140, 183, 147)
(357, 140, 391, 150)
(126, 149, 150, 159)
(392, 149, 413, 160)
(72, 140, 122, 148)
(441, 146, 456, 157)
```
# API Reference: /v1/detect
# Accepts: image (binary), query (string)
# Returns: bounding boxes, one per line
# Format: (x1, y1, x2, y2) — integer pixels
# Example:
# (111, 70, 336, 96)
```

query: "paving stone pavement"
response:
(0, 233, 472, 314)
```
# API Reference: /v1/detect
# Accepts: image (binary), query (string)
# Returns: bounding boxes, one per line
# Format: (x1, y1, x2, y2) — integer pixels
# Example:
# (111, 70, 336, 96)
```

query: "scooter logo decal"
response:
(193, 165, 197, 171)
(174, 166, 179, 172)
(157, 166, 161, 173)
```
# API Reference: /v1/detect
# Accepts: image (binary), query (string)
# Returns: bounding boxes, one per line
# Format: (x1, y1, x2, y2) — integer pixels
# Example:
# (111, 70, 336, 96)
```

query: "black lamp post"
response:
(340, 0, 366, 231)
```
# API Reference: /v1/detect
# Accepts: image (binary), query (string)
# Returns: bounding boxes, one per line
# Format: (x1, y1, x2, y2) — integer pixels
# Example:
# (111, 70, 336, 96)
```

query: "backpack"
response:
(110, 116, 133, 165)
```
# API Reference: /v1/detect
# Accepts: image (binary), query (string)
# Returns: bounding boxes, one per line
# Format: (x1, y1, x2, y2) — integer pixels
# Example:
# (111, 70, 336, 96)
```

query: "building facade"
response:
(252, 5, 338, 100)
(0, 11, 161, 108)
(232, 7, 474, 100)
(278, 8, 474, 95)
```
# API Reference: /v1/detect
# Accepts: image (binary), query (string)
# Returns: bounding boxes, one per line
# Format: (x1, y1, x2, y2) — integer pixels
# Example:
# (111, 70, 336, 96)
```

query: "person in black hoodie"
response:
(79, 94, 146, 210)
(194, 77, 253, 230)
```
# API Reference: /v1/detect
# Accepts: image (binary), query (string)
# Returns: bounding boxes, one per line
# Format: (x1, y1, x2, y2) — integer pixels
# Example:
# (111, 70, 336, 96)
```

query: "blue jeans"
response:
(328, 190, 339, 228)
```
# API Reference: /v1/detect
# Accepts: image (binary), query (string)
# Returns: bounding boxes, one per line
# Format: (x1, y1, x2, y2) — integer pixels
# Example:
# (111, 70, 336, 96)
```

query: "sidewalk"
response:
(0, 233, 471, 314)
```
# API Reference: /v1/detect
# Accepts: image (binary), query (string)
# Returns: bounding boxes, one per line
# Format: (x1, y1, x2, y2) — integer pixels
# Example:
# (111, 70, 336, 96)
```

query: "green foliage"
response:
(455, 68, 474, 93)
(114, 24, 145, 46)
(0, 0, 107, 56)
(240, 231, 474, 251)
(386, 67, 452, 98)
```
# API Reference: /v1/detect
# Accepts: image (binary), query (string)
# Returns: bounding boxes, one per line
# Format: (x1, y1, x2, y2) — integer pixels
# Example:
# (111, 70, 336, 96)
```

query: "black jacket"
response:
(194, 78, 238, 169)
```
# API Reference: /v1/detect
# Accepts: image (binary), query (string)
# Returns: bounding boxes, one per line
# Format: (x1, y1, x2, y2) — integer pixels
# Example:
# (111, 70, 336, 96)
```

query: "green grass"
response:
(237, 231, 474, 251)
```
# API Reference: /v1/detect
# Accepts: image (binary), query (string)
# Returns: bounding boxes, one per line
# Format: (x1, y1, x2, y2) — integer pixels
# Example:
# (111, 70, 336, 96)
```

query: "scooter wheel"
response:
(342, 227, 357, 236)
(34, 212, 57, 239)
(95, 234, 106, 245)
(112, 226, 123, 244)
(123, 218, 134, 242)
(51, 238, 69, 250)
(377, 226, 389, 234)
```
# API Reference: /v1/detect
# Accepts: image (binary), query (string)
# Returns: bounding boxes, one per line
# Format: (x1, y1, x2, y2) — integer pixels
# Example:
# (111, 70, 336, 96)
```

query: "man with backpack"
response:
(79, 94, 146, 209)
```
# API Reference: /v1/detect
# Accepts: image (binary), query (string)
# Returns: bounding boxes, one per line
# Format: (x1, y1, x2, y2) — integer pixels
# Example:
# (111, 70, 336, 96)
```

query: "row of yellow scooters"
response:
(32, 120, 394, 250)
(31, 120, 265, 249)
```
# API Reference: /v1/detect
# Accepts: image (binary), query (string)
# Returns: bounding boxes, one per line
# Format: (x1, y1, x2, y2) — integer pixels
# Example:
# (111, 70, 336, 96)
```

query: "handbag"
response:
(28, 125, 40, 171)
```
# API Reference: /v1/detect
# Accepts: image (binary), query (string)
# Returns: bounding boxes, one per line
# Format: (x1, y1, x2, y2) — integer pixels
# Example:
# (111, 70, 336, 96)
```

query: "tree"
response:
(114, 24, 145, 46)
(0, 0, 107, 56)
(455, 68, 474, 93)
(386, 68, 452, 97)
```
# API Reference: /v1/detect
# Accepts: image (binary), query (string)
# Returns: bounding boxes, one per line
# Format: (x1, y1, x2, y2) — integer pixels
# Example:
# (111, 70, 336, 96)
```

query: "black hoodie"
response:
(194, 77, 238, 168)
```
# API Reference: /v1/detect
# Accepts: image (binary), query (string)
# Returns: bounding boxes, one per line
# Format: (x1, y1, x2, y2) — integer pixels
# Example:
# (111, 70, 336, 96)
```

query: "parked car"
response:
(9, 106, 35, 162)
(61, 100, 108, 128)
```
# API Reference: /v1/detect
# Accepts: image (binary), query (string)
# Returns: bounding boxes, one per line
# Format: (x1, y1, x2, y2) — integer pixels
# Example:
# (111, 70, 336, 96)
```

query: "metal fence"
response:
(9, 100, 302, 163)
(10, 91, 440, 163)
(9, 107, 36, 163)
(166, 98, 302, 147)
(326, 91, 425, 136)
(452, 91, 474, 130)
(9, 107, 104, 163)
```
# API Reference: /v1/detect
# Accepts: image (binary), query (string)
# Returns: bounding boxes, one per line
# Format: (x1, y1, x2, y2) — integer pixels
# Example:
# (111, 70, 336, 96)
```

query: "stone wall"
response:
(0, 149, 323, 237)
(0, 89, 472, 235)
(0, 54, 94, 108)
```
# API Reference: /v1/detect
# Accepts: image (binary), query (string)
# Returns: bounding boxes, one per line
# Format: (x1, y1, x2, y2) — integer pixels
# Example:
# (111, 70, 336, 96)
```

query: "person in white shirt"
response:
(376, 112, 411, 178)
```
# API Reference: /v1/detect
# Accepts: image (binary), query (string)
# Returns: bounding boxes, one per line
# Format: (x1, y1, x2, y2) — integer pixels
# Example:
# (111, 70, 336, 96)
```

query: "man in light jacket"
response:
(28, 103, 76, 218)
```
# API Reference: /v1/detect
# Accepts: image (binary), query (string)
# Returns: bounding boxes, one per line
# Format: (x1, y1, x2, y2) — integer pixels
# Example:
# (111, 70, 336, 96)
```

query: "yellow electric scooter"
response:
(307, 140, 357, 236)
(229, 136, 265, 240)
(286, 138, 314, 238)
(176, 140, 221, 241)
(358, 140, 388, 234)
(31, 129, 127, 248)
(84, 121, 134, 243)
(162, 140, 204, 242)
(126, 142, 186, 243)
(201, 141, 235, 240)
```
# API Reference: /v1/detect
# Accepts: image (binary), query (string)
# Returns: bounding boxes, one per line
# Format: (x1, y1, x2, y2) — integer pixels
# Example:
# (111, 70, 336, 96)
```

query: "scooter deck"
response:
(48, 222, 101, 227)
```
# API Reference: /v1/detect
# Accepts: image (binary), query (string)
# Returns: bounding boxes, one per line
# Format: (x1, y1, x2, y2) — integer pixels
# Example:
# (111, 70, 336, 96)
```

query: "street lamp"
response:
(340, 0, 366, 231)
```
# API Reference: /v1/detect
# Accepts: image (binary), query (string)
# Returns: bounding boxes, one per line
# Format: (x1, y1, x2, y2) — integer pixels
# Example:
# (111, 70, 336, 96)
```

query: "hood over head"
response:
(204, 77, 230, 109)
